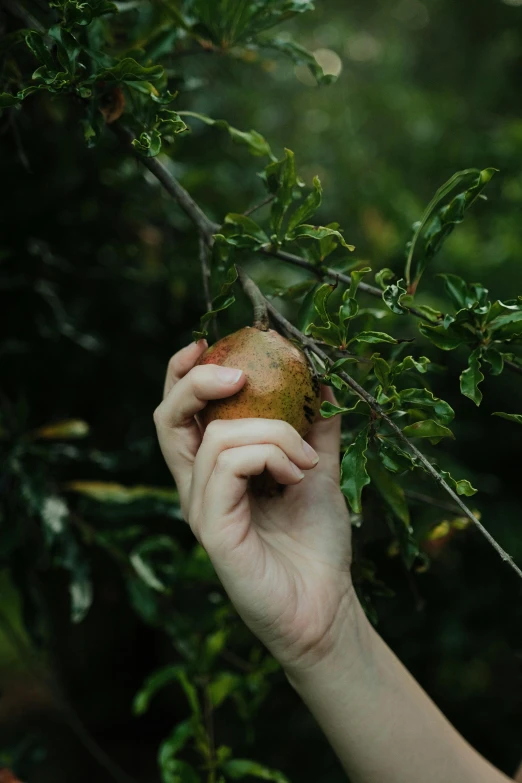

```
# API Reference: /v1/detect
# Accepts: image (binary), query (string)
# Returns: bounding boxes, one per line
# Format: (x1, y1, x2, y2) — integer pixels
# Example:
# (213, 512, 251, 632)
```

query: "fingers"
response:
(204, 443, 306, 521)
(306, 385, 341, 460)
(154, 360, 245, 506)
(190, 418, 318, 509)
(163, 340, 208, 398)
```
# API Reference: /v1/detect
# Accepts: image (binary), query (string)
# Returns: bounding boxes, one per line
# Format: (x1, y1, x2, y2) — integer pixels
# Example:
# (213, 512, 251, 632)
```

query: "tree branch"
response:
(259, 246, 430, 319)
(112, 124, 219, 245)
(238, 271, 522, 580)
(110, 133, 522, 578)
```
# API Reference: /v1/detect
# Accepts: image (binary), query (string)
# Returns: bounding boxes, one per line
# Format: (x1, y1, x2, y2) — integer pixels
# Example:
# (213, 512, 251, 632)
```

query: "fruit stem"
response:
(237, 266, 269, 330)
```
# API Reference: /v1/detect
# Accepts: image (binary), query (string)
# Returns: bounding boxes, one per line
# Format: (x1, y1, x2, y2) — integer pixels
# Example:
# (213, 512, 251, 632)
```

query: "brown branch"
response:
(259, 246, 430, 320)
(238, 271, 522, 580)
(199, 234, 217, 340)
(112, 124, 219, 245)
(110, 132, 522, 579)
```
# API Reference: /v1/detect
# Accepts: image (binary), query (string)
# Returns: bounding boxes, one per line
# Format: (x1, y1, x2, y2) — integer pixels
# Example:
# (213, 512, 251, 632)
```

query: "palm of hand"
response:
(213, 443, 353, 671)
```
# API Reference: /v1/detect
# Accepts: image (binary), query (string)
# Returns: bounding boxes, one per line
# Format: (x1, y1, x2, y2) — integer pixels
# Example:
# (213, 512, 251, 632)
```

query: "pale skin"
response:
(154, 339, 517, 783)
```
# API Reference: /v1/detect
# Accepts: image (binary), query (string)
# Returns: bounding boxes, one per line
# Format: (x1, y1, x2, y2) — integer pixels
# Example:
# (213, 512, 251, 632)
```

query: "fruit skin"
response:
(196, 326, 321, 436)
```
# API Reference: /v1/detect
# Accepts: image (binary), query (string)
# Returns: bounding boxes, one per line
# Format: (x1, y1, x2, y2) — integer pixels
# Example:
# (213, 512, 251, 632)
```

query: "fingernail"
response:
(216, 367, 243, 384)
(302, 440, 319, 465)
(291, 462, 305, 480)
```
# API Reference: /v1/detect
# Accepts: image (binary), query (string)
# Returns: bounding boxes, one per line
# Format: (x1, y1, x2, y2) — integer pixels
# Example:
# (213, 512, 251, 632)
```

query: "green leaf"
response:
(134, 665, 186, 715)
(367, 458, 410, 526)
(287, 176, 322, 232)
(345, 266, 372, 300)
(130, 535, 180, 593)
(223, 759, 289, 782)
(179, 111, 273, 157)
(320, 400, 370, 418)
(419, 322, 464, 350)
(392, 355, 431, 376)
(375, 268, 395, 290)
(482, 348, 504, 376)
(95, 58, 164, 83)
(405, 167, 497, 291)
(0, 92, 20, 108)
(25, 31, 55, 71)
(383, 278, 408, 315)
(401, 419, 454, 440)
(193, 266, 238, 340)
(366, 356, 389, 392)
(257, 35, 336, 85)
(398, 388, 454, 425)
(492, 412, 522, 425)
(348, 330, 397, 346)
(264, 148, 301, 236)
(435, 467, 478, 496)
(193, 0, 314, 45)
(459, 348, 484, 405)
(288, 224, 355, 250)
(218, 213, 270, 249)
(378, 439, 415, 474)
(340, 427, 371, 514)
(208, 672, 241, 708)
(132, 129, 162, 157)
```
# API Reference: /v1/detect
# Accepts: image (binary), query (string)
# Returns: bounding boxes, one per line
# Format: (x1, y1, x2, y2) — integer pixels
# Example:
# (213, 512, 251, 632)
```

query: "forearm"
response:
(285, 594, 511, 783)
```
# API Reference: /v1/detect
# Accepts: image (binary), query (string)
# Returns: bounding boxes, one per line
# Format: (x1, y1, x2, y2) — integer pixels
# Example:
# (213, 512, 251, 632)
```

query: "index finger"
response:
(163, 340, 208, 398)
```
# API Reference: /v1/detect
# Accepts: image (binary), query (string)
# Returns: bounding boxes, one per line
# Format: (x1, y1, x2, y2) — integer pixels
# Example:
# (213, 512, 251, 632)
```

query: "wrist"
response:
(283, 587, 374, 692)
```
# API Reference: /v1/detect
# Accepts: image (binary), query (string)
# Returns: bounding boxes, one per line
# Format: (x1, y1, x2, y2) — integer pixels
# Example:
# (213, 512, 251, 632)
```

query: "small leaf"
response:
(193, 265, 238, 340)
(287, 176, 322, 232)
(95, 57, 164, 83)
(398, 388, 454, 425)
(401, 419, 454, 440)
(492, 412, 522, 425)
(288, 224, 355, 250)
(419, 323, 464, 350)
(383, 278, 408, 315)
(392, 355, 431, 376)
(179, 111, 273, 157)
(375, 268, 395, 291)
(348, 330, 398, 346)
(134, 665, 186, 715)
(460, 348, 484, 405)
(258, 35, 336, 85)
(320, 400, 370, 418)
(0, 92, 20, 108)
(132, 129, 162, 157)
(340, 427, 371, 514)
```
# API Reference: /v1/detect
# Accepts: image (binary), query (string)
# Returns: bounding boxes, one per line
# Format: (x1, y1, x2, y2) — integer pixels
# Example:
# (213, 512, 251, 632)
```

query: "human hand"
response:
(154, 340, 355, 675)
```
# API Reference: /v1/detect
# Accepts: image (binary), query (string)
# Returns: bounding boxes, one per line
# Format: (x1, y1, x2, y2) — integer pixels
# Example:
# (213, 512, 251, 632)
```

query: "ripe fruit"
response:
(196, 326, 321, 436)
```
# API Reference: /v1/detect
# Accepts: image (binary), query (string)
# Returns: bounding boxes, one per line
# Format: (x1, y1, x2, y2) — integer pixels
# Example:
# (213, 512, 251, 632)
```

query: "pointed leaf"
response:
(340, 427, 371, 513)
(460, 348, 484, 405)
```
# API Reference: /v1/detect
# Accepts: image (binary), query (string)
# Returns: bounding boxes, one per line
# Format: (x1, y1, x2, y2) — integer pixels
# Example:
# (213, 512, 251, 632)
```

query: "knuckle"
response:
(203, 419, 224, 443)
(153, 404, 164, 426)
(215, 449, 234, 474)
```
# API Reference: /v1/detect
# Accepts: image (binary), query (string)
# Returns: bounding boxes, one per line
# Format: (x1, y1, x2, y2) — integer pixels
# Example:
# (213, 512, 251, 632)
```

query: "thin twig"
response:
(243, 194, 275, 217)
(240, 273, 522, 580)
(199, 234, 217, 340)
(112, 124, 219, 245)
(109, 131, 522, 579)
(259, 246, 429, 319)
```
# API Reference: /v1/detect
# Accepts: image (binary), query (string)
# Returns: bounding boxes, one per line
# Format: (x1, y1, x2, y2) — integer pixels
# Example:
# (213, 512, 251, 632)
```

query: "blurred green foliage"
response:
(1, 0, 522, 781)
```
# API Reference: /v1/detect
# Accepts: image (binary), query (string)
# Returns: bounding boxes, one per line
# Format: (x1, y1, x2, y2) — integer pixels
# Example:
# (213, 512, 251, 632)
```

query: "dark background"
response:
(1, 0, 522, 780)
